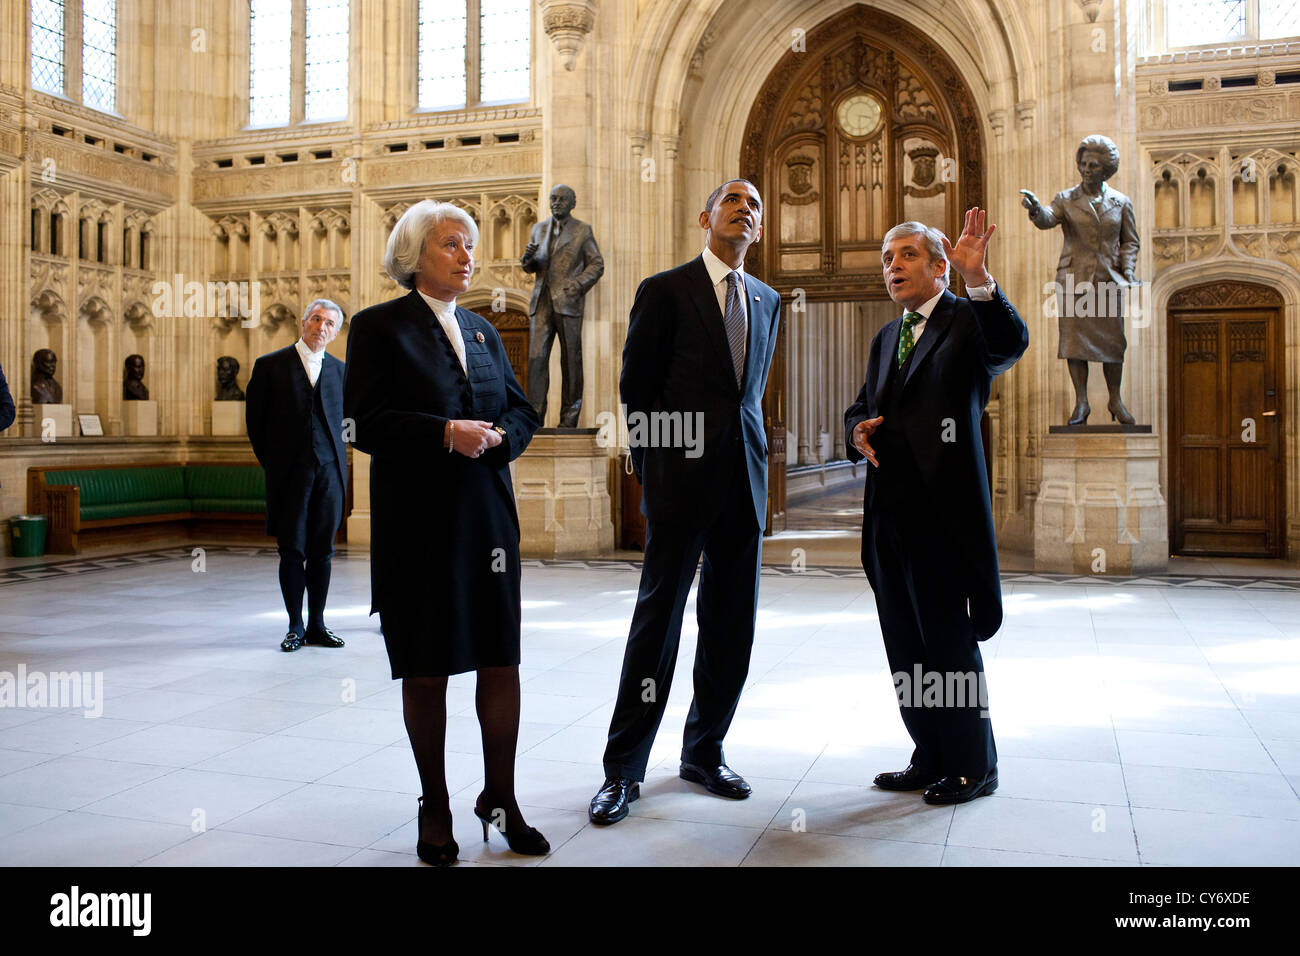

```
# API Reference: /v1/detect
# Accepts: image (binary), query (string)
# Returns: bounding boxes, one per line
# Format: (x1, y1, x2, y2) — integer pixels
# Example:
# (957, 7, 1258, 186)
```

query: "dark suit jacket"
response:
(522, 216, 604, 317)
(343, 290, 540, 621)
(0, 363, 14, 433)
(1030, 183, 1139, 285)
(621, 255, 782, 530)
(844, 288, 1028, 640)
(245, 345, 348, 536)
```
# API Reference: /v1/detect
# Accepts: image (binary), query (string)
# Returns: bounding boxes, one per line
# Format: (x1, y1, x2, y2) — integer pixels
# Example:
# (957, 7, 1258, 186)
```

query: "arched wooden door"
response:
(740, 3, 986, 532)
(1168, 281, 1286, 556)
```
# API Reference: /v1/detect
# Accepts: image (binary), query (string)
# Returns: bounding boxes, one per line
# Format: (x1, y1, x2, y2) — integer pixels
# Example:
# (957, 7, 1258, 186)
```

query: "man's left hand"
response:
(941, 206, 995, 288)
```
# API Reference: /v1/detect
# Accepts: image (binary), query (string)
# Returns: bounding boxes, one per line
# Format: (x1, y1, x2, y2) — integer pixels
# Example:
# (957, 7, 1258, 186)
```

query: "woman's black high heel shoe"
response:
(416, 796, 458, 866)
(473, 793, 550, 856)
(1107, 398, 1135, 425)
(1067, 399, 1090, 426)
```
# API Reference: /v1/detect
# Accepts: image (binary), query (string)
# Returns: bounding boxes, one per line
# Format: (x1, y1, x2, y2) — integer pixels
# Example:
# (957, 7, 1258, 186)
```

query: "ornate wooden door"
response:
(740, 4, 985, 533)
(1169, 281, 1285, 557)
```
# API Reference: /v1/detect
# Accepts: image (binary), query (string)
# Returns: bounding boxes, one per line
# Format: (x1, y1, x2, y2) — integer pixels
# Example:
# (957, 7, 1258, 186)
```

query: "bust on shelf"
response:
(123, 354, 149, 400)
(31, 349, 63, 404)
(215, 355, 245, 401)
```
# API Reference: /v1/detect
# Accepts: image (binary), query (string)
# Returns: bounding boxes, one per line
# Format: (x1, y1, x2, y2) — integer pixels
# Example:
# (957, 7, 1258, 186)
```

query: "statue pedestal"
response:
(1034, 431, 1168, 575)
(515, 429, 615, 557)
(122, 400, 158, 436)
(29, 404, 72, 439)
(211, 401, 246, 436)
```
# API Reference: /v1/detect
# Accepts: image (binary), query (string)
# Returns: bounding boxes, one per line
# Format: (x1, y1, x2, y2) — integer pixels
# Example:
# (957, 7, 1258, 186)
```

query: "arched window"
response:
(248, 0, 350, 128)
(418, 0, 529, 111)
(29, 0, 118, 113)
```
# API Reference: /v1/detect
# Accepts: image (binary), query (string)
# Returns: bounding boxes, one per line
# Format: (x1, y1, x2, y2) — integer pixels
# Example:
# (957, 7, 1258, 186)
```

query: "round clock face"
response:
(836, 94, 883, 138)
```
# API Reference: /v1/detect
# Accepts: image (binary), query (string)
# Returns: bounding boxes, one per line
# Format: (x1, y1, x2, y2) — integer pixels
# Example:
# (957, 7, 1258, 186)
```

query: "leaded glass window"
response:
(31, 0, 66, 95)
(250, 0, 292, 127)
(305, 0, 348, 121)
(82, 0, 116, 112)
(479, 0, 529, 104)
(418, 0, 467, 109)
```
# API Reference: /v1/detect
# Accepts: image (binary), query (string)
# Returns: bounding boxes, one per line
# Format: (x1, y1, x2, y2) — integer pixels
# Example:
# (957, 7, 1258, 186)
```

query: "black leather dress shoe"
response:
(873, 763, 940, 792)
(679, 762, 751, 799)
(280, 631, 304, 652)
(922, 768, 998, 805)
(304, 628, 344, 648)
(589, 777, 639, 825)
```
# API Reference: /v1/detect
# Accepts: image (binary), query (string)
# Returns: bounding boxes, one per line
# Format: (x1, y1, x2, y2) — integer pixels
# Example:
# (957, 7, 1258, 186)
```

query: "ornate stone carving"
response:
(1015, 100, 1036, 130)
(1169, 281, 1283, 309)
(1078, 0, 1103, 23)
(987, 109, 1008, 137)
(690, 27, 716, 77)
(540, 0, 596, 72)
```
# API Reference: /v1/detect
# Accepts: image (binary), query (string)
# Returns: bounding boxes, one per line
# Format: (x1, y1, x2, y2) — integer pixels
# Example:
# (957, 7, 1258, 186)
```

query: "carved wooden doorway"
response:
(1168, 281, 1286, 557)
(740, 3, 985, 533)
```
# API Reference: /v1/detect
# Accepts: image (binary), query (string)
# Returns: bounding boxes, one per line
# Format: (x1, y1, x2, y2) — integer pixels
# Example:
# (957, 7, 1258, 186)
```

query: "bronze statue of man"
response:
(123, 354, 149, 400)
(31, 349, 63, 404)
(521, 184, 604, 427)
(215, 355, 245, 401)
(1022, 134, 1139, 425)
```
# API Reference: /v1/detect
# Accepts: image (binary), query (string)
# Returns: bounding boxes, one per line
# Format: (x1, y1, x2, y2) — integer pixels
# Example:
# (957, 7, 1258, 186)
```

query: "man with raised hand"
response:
(845, 208, 1027, 805)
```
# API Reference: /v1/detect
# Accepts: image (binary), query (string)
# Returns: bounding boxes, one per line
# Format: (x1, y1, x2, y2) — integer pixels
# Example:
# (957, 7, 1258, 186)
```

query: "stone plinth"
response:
(29, 404, 72, 439)
(211, 400, 246, 436)
(122, 400, 158, 436)
(1034, 432, 1168, 575)
(516, 429, 615, 557)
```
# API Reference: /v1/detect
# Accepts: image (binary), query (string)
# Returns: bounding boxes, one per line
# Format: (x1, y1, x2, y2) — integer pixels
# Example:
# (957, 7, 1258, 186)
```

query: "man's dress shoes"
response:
(304, 628, 345, 648)
(922, 768, 998, 805)
(679, 762, 751, 799)
(280, 631, 305, 652)
(873, 763, 940, 792)
(589, 777, 639, 825)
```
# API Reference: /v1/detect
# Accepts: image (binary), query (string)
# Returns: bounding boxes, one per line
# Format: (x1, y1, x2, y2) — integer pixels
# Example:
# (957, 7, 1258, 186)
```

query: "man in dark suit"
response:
(589, 179, 782, 824)
(521, 184, 604, 426)
(246, 299, 349, 652)
(844, 208, 1028, 805)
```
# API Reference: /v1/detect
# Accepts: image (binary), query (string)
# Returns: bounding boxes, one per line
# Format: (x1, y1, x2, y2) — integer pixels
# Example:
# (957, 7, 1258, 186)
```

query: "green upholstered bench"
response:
(27, 464, 267, 553)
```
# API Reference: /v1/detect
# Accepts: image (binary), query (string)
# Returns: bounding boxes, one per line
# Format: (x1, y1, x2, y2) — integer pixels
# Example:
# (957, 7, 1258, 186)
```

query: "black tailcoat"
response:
(844, 287, 1028, 640)
(245, 345, 348, 537)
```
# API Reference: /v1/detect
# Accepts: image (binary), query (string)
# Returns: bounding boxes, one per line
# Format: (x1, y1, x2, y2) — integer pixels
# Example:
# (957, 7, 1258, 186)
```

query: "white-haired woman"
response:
(344, 200, 545, 865)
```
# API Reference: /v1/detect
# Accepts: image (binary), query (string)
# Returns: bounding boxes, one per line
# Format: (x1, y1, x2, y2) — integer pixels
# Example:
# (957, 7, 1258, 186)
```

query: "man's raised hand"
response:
(940, 206, 995, 287)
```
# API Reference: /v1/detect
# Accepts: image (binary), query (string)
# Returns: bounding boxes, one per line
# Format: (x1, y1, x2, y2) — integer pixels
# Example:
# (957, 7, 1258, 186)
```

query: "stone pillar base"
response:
(346, 449, 371, 547)
(1034, 432, 1168, 575)
(516, 428, 615, 557)
(29, 404, 72, 439)
(211, 400, 246, 436)
(122, 400, 158, 436)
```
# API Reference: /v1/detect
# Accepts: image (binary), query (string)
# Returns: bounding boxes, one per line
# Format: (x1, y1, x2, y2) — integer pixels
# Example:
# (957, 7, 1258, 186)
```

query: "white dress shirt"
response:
(417, 289, 468, 374)
(702, 246, 748, 365)
(294, 338, 326, 387)
(904, 278, 996, 344)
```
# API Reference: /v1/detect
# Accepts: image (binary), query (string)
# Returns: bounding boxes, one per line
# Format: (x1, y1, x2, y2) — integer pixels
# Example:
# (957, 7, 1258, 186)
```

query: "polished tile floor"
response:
(1, 546, 1298, 866)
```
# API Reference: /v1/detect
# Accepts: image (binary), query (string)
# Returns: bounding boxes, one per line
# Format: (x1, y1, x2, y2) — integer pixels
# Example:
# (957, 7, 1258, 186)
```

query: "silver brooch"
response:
(475, 331, 485, 343)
